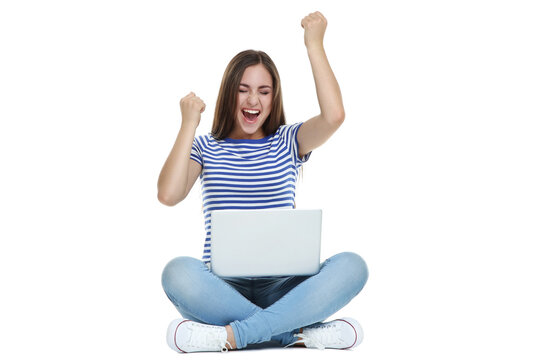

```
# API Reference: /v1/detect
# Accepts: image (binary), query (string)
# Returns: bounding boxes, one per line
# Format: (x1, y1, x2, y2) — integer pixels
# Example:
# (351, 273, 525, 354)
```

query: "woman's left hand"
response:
(301, 11, 327, 50)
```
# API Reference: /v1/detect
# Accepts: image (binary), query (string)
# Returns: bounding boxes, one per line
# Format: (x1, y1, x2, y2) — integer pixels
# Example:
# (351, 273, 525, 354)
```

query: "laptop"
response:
(210, 209, 322, 277)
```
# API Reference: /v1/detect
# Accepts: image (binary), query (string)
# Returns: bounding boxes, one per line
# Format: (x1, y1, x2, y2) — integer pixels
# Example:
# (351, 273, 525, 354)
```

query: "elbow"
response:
(334, 109, 345, 125)
(324, 109, 345, 126)
(157, 191, 185, 207)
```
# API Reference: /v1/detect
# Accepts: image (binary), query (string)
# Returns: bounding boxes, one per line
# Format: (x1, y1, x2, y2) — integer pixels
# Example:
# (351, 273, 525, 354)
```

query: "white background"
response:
(1, 0, 539, 359)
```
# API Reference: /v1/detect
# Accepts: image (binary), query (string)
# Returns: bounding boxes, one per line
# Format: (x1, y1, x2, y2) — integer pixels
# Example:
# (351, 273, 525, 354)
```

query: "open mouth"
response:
(242, 109, 260, 123)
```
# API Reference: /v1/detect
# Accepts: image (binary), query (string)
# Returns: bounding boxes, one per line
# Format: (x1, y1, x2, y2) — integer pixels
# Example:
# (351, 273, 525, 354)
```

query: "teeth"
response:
(243, 109, 260, 114)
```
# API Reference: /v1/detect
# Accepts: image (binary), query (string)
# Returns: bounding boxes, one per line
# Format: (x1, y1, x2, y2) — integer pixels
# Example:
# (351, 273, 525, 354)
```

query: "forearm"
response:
(157, 121, 197, 204)
(307, 45, 345, 123)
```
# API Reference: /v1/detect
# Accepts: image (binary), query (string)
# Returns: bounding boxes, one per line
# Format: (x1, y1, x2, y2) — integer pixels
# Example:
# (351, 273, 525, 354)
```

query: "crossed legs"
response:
(161, 252, 368, 349)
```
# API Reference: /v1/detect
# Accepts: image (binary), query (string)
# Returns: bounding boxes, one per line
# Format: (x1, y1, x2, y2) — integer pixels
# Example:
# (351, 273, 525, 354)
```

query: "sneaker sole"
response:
(166, 318, 191, 353)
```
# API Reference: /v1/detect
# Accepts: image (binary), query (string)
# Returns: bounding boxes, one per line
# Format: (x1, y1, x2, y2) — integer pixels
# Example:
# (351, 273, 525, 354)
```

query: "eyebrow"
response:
(239, 83, 272, 89)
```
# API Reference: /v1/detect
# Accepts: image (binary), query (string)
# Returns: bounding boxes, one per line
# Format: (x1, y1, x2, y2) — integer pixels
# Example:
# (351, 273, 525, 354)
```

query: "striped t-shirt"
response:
(189, 122, 311, 266)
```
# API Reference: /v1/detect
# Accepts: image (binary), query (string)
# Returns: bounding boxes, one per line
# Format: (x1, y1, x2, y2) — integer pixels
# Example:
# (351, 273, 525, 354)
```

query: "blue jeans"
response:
(161, 252, 368, 349)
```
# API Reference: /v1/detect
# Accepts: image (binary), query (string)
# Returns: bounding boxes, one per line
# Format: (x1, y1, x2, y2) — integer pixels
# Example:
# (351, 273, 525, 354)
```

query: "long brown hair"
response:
(212, 50, 286, 140)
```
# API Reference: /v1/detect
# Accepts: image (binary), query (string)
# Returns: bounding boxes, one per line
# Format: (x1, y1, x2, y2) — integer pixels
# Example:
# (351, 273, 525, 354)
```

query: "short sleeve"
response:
(279, 122, 312, 166)
(190, 136, 203, 167)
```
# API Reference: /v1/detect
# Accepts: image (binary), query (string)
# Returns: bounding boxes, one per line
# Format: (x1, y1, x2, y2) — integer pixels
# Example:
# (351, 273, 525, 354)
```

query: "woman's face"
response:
(229, 63, 273, 140)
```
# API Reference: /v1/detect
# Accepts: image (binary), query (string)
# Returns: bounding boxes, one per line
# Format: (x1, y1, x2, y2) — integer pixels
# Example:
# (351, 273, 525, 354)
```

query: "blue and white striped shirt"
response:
(190, 122, 311, 266)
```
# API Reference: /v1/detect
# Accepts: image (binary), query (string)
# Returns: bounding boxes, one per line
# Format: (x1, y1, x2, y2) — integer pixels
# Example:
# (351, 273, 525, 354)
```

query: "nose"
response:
(247, 92, 258, 106)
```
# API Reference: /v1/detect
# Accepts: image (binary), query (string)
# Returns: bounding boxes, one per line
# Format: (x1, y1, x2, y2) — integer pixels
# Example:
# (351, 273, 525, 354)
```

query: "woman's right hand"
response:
(180, 92, 206, 127)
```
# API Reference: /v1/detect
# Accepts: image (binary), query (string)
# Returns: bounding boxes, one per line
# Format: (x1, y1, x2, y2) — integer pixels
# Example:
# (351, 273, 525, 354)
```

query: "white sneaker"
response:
(166, 318, 232, 353)
(286, 317, 363, 350)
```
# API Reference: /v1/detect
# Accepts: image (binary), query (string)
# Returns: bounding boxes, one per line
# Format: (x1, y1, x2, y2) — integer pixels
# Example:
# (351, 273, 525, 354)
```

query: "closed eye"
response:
(239, 90, 270, 95)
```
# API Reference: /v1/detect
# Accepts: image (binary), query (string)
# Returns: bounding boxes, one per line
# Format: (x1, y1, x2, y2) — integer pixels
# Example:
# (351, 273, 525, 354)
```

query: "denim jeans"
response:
(161, 252, 368, 349)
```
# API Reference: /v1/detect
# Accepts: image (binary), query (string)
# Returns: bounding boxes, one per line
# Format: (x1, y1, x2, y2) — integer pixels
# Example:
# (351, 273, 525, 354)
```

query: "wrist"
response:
(306, 43, 325, 54)
(180, 118, 199, 131)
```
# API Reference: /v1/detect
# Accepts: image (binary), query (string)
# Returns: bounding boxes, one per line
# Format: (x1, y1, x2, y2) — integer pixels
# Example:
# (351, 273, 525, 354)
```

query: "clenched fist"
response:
(301, 11, 327, 50)
(180, 92, 205, 128)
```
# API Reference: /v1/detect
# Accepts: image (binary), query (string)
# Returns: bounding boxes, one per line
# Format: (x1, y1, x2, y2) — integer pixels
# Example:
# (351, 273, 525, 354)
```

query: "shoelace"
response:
(187, 324, 232, 352)
(285, 324, 342, 350)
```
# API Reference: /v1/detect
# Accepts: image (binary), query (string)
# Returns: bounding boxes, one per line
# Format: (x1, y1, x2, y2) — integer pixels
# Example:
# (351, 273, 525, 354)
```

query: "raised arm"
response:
(157, 92, 204, 206)
(297, 12, 345, 158)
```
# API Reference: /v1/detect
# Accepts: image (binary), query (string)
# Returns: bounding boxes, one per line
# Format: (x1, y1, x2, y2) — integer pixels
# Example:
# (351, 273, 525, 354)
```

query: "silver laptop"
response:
(210, 209, 322, 277)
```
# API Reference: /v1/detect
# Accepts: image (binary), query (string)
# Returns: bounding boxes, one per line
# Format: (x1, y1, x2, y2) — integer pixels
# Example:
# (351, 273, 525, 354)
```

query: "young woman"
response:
(158, 12, 368, 353)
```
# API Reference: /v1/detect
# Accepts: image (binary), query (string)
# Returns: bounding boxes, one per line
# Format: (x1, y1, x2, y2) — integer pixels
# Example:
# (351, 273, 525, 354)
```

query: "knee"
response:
(161, 256, 204, 296)
(331, 252, 369, 294)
